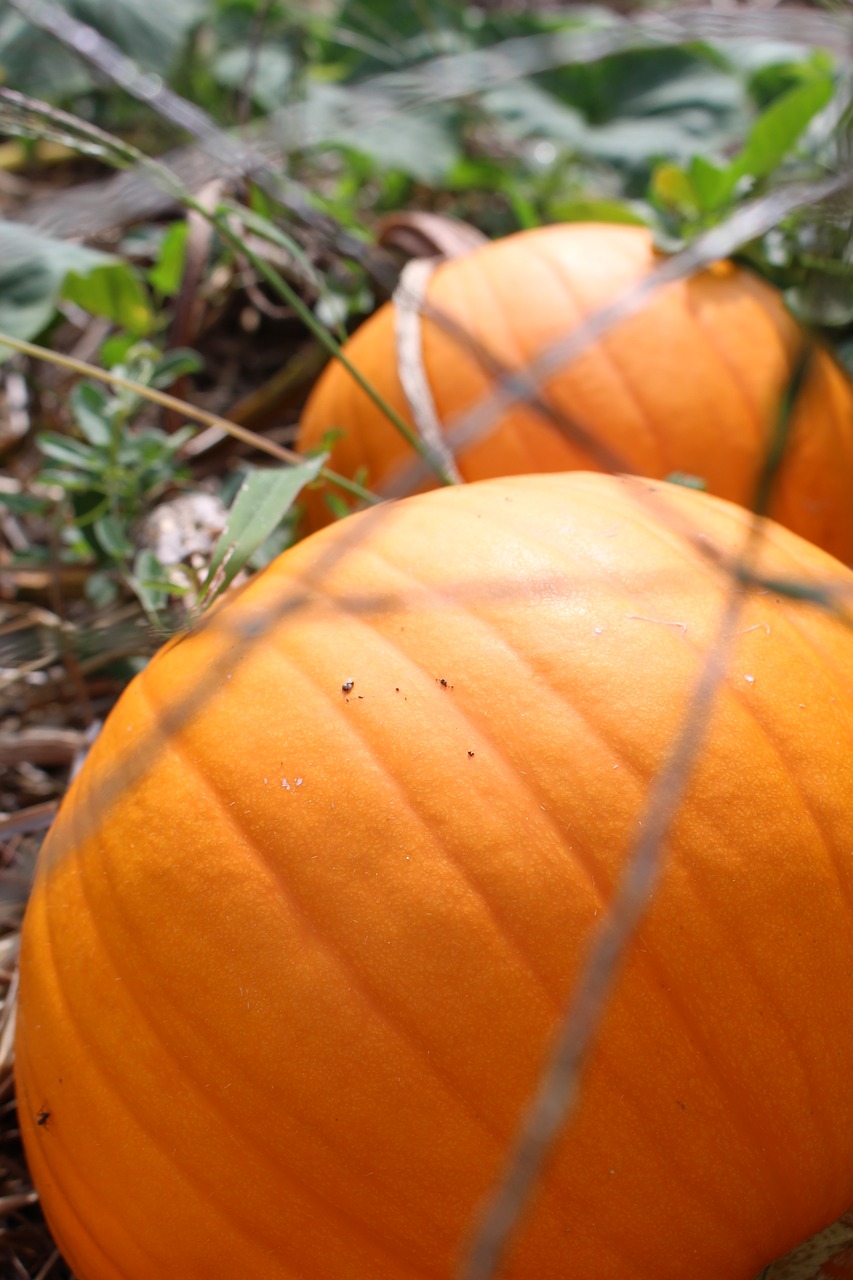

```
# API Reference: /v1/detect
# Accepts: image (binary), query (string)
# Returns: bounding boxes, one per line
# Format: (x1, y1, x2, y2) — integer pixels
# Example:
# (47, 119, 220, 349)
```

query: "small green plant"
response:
(35, 342, 201, 619)
(649, 54, 836, 239)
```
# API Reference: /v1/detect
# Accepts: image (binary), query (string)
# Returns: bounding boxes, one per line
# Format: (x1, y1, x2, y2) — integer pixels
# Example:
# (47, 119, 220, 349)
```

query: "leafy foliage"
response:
(200, 458, 326, 605)
(1, 0, 851, 636)
(0, 221, 150, 350)
(0, 11, 844, 638)
(650, 55, 836, 231)
(0, 0, 206, 103)
(34, 343, 200, 616)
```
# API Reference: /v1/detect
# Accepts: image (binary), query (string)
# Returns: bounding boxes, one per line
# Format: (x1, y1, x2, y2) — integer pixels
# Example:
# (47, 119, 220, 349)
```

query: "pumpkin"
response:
(296, 222, 853, 561)
(15, 471, 853, 1280)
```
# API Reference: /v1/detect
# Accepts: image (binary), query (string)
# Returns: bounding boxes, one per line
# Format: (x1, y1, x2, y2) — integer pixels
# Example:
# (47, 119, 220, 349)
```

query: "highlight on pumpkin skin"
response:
(296, 222, 853, 564)
(14, 472, 853, 1280)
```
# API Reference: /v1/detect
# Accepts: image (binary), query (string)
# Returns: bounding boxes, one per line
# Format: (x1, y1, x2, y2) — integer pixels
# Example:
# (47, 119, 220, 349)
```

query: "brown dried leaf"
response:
(376, 212, 488, 263)
(763, 1214, 853, 1279)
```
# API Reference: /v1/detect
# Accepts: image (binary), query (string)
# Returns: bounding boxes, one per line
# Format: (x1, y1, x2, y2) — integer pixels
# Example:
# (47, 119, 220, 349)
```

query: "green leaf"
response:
(507, 191, 540, 231)
(482, 81, 586, 148)
(0, 0, 207, 102)
(62, 263, 153, 336)
(223, 205, 322, 291)
(131, 549, 174, 614)
(0, 12, 91, 102)
(203, 459, 325, 599)
(148, 221, 189, 297)
(71, 489, 110, 535)
(93, 514, 134, 560)
(0, 490, 52, 516)
(38, 469, 98, 493)
(150, 349, 204, 389)
(730, 73, 835, 185)
(547, 198, 648, 227)
(85, 570, 120, 608)
(735, 45, 834, 106)
(307, 84, 461, 184)
(543, 45, 746, 173)
(649, 163, 700, 216)
(37, 432, 101, 471)
(71, 383, 113, 447)
(212, 44, 294, 111)
(686, 154, 732, 213)
(0, 221, 116, 352)
(100, 333, 138, 368)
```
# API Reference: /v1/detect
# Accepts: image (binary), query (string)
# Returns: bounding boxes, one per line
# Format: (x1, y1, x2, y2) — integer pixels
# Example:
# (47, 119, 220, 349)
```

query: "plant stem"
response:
(0, 331, 381, 509)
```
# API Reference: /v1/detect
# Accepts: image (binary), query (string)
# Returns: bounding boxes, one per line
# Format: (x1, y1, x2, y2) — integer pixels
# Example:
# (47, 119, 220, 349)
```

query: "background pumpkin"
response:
(15, 471, 853, 1280)
(297, 222, 853, 562)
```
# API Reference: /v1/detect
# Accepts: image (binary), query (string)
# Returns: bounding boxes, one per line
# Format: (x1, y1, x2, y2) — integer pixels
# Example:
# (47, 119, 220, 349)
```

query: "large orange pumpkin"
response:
(297, 222, 853, 561)
(15, 472, 853, 1279)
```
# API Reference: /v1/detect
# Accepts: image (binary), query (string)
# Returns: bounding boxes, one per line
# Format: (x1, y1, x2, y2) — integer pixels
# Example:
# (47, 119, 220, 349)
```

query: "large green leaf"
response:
(0, 0, 206, 101)
(649, 64, 838, 220)
(0, 222, 111, 349)
(543, 45, 743, 126)
(63, 263, 153, 336)
(212, 44, 295, 113)
(730, 72, 835, 185)
(312, 0, 473, 78)
(0, 221, 149, 354)
(307, 83, 461, 184)
(537, 44, 746, 176)
(202, 459, 326, 601)
(482, 81, 586, 148)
